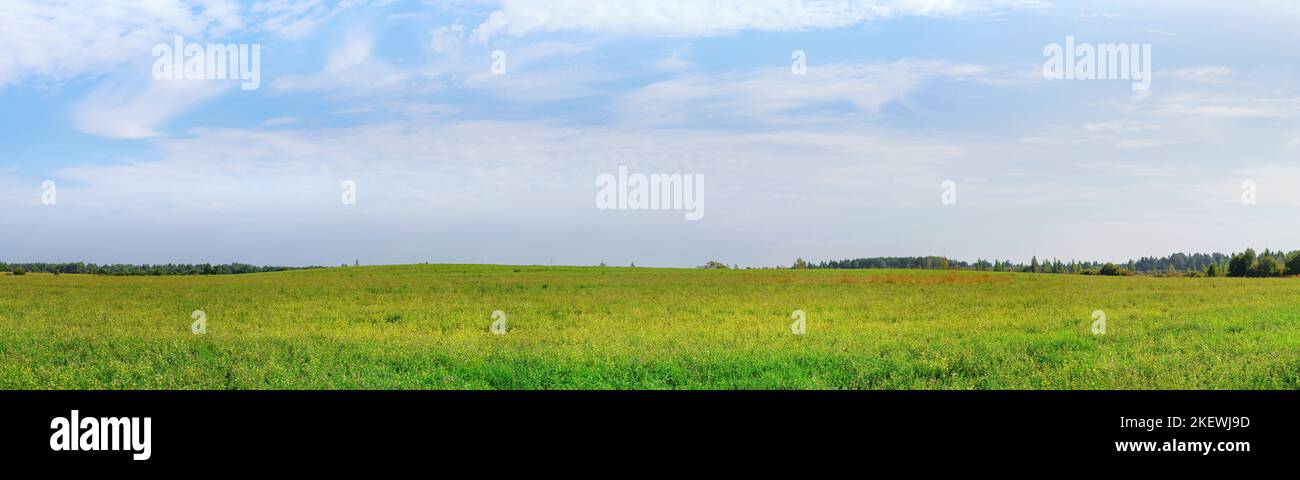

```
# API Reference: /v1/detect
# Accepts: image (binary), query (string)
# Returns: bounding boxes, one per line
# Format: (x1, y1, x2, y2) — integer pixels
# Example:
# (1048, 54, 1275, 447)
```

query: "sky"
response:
(2, 0, 1299, 268)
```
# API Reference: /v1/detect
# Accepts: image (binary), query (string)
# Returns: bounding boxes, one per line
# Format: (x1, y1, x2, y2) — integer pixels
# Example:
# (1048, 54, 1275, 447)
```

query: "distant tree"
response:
(1251, 255, 1285, 277)
(1227, 249, 1257, 277)
(1206, 263, 1220, 277)
(793, 258, 808, 269)
(1286, 252, 1300, 276)
(12, 267, 26, 276)
(701, 261, 730, 269)
(1030, 256, 1040, 273)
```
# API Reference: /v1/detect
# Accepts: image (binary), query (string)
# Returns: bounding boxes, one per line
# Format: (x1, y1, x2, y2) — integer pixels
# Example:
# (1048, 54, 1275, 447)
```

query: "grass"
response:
(1, 265, 1297, 389)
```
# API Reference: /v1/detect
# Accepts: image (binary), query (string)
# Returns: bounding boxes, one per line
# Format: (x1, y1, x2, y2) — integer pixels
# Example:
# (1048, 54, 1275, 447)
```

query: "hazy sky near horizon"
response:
(2, 0, 1300, 267)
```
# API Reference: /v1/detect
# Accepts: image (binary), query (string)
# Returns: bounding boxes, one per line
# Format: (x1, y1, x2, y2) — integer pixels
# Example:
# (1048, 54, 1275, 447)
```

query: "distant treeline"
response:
(802, 248, 1300, 278)
(0, 262, 320, 276)
(810, 256, 968, 270)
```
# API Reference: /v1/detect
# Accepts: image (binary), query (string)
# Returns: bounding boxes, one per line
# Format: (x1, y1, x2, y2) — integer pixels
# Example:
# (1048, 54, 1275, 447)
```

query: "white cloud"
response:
(3, 119, 974, 265)
(0, 0, 243, 88)
(262, 116, 301, 126)
(462, 41, 601, 101)
(0, 0, 385, 89)
(431, 22, 467, 54)
(10, 115, 1297, 266)
(614, 60, 990, 125)
(72, 80, 234, 139)
(247, 0, 382, 40)
(653, 48, 692, 71)
(1081, 121, 1158, 134)
(1169, 66, 1237, 84)
(274, 28, 418, 94)
(1133, 93, 1300, 119)
(471, 0, 1049, 41)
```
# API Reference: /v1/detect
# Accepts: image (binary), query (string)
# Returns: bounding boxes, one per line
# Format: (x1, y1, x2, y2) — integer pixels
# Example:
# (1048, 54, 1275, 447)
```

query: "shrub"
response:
(1098, 263, 1133, 276)
(12, 267, 26, 276)
(1286, 252, 1300, 276)
(1205, 263, 1220, 277)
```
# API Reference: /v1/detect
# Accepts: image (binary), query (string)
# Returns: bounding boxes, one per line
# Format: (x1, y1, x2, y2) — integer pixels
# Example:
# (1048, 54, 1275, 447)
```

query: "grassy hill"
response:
(1, 265, 1297, 389)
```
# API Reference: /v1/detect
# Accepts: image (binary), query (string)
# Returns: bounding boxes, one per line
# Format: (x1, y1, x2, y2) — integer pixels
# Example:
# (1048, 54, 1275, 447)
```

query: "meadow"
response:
(0, 265, 1297, 389)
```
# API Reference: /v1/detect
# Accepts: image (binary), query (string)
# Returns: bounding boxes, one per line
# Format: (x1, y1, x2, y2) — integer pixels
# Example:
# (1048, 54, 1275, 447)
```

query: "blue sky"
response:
(2, 0, 1300, 267)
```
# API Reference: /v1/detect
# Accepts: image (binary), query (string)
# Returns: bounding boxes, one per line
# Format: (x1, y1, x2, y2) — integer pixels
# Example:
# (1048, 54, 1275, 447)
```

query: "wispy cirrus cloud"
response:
(1128, 93, 1300, 120)
(72, 80, 234, 139)
(0, 0, 242, 88)
(471, 0, 1050, 42)
(0, 0, 384, 89)
(273, 28, 417, 93)
(1168, 66, 1237, 84)
(248, 0, 385, 39)
(613, 60, 992, 125)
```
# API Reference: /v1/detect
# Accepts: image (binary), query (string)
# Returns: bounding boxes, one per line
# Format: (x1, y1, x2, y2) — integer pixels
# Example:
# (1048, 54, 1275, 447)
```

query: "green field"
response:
(1, 265, 1297, 389)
